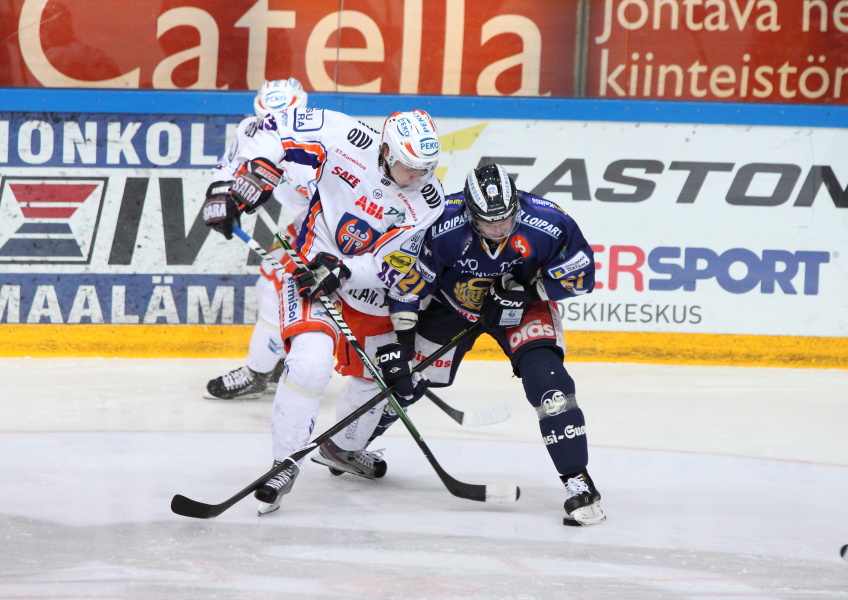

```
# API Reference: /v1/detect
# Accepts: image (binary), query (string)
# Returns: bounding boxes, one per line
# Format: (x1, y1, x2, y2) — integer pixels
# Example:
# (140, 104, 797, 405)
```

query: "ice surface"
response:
(1, 358, 847, 599)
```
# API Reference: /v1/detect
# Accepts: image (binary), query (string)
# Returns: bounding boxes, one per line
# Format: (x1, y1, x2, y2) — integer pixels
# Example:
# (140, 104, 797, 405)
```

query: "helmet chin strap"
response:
(378, 153, 391, 178)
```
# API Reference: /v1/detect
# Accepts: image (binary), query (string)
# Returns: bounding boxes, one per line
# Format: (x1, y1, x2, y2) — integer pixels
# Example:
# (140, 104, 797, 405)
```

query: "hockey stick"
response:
(171, 318, 484, 519)
(250, 209, 519, 502)
(230, 218, 507, 431)
(425, 389, 513, 428)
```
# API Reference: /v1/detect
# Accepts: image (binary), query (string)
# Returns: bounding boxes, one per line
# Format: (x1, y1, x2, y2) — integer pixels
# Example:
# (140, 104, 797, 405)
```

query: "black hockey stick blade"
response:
(425, 390, 463, 423)
(425, 443, 520, 503)
(170, 384, 392, 520)
(171, 454, 303, 519)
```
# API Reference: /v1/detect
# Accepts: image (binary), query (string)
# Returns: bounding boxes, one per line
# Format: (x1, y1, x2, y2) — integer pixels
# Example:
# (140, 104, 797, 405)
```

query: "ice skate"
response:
(311, 439, 387, 480)
(204, 359, 284, 400)
(255, 461, 299, 515)
(561, 469, 606, 526)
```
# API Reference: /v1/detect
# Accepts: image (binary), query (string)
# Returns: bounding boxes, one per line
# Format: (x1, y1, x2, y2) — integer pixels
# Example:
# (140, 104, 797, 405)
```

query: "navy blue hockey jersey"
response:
(389, 191, 595, 321)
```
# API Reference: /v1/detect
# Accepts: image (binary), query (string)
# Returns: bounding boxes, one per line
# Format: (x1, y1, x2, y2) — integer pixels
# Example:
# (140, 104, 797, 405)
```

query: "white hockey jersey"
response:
(239, 108, 445, 316)
(213, 115, 316, 231)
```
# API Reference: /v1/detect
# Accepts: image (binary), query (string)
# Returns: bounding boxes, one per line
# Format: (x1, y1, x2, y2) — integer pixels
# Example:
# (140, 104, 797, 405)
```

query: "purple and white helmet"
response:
(381, 110, 440, 177)
(253, 78, 308, 118)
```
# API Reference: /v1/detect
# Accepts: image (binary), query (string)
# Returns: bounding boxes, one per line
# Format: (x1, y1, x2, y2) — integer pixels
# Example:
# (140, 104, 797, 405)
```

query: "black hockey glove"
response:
(230, 157, 282, 213)
(374, 341, 429, 401)
(481, 273, 534, 328)
(292, 252, 351, 299)
(202, 180, 241, 239)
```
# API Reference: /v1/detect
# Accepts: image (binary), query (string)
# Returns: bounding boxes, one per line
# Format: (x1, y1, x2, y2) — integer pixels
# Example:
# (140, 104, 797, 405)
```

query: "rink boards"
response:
(0, 90, 846, 367)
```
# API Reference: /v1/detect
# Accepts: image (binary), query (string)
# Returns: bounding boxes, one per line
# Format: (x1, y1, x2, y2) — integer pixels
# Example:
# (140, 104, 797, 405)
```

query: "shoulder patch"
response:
(400, 230, 425, 255)
(548, 250, 592, 279)
(294, 108, 324, 132)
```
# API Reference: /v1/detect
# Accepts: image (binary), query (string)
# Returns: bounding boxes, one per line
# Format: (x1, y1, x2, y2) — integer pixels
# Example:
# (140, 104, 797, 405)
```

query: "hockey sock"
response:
(518, 347, 588, 475)
(368, 392, 418, 443)
(271, 331, 335, 460)
(246, 276, 286, 374)
(331, 376, 383, 451)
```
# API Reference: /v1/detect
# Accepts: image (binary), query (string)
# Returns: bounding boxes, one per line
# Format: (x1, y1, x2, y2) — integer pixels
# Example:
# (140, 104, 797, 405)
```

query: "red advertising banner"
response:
(0, 0, 577, 96)
(2, 0, 845, 104)
(584, 0, 848, 104)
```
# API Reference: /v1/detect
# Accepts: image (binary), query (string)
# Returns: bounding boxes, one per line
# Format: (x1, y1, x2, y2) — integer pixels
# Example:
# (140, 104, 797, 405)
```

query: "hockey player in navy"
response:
(313, 163, 606, 526)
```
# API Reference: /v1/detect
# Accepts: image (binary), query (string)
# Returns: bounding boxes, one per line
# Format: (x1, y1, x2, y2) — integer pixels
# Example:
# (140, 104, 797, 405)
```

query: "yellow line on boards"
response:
(0, 325, 251, 358)
(471, 330, 848, 369)
(0, 325, 846, 369)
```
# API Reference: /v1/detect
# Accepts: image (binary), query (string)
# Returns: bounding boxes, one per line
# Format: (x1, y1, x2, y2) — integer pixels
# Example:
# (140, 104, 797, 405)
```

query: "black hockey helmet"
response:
(462, 164, 519, 242)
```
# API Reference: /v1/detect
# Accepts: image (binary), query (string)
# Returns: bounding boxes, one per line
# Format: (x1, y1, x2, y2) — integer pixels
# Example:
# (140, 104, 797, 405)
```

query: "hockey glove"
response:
(230, 157, 282, 213)
(481, 273, 534, 328)
(292, 252, 351, 299)
(202, 180, 241, 239)
(374, 341, 429, 401)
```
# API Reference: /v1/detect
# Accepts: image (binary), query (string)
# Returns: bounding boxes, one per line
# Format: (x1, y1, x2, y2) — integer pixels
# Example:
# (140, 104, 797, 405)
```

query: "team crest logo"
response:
(453, 277, 494, 310)
(0, 177, 107, 263)
(335, 212, 377, 255)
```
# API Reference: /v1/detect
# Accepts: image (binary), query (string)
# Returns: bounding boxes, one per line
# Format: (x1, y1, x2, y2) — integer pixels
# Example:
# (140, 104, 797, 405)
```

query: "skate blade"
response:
(203, 391, 267, 401)
(563, 502, 607, 526)
(257, 500, 282, 516)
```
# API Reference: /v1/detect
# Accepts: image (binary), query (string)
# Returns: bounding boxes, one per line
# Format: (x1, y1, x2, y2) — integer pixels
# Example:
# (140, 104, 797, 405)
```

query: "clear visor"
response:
(469, 212, 519, 242)
(386, 154, 436, 188)
(391, 153, 436, 175)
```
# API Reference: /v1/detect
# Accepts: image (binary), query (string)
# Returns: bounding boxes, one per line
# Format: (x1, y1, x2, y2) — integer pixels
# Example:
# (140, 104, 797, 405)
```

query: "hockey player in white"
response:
(224, 107, 445, 514)
(202, 78, 316, 401)
(317, 164, 606, 526)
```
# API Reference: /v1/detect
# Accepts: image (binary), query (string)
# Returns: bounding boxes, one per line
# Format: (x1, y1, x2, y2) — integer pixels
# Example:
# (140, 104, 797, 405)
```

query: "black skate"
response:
(311, 439, 387, 480)
(204, 359, 284, 400)
(561, 469, 606, 526)
(255, 461, 299, 515)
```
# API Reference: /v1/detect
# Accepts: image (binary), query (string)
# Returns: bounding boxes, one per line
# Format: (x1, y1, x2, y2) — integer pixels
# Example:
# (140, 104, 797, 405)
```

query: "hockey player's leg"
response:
(206, 275, 286, 400)
(246, 275, 286, 378)
(517, 346, 606, 526)
(256, 330, 335, 514)
(364, 304, 471, 446)
(311, 376, 388, 479)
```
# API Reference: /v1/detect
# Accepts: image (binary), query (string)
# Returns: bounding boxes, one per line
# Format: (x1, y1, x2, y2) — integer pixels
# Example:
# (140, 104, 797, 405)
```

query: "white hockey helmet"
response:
(381, 110, 440, 177)
(254, 78, 308, 118)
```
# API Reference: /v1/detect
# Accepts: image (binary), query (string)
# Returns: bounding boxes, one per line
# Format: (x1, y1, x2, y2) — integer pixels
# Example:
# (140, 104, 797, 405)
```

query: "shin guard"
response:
(518, 347, 588, 476)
